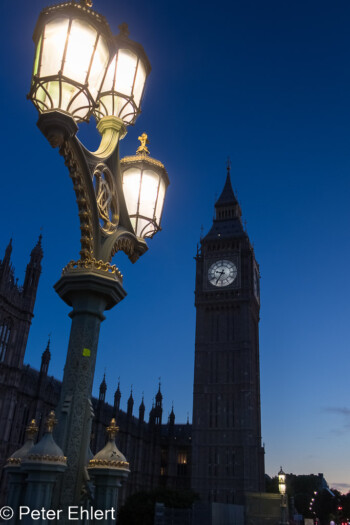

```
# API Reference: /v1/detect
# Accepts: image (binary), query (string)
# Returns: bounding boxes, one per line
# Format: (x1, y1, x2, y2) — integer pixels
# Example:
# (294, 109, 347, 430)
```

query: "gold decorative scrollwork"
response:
(26, 454, 67, 464)
(88, 459, 130, 470)
(59, 141, 94, 260)
(93, 164, 119, 234)
(62, 257, 123, 281)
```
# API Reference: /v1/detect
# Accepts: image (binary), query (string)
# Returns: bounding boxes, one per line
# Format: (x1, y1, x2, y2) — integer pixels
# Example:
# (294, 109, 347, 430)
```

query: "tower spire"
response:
(227, 156, 231, 176)
(99, 374, 107, 402)
(40, 337, 51, 375)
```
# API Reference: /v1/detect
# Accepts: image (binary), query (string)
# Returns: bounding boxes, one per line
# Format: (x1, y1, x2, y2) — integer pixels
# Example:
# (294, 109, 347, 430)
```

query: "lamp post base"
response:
(53, 266, 126, 520)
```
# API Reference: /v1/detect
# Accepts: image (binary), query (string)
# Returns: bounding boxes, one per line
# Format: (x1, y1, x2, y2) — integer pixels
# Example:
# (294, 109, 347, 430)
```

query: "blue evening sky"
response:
(1, 0, 350, 491)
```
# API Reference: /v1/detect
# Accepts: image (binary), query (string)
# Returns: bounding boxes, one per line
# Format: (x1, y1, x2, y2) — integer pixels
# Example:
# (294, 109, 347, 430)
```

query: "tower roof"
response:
(114, 381, 121, 399)
(215, 168, 238, 209)
(99, 374, 107, 394)
(42, 338, 51, 362)
(202, 164, 245, 243)
(30, 234, 43, 259)
(139, 395, 145, 411)
(155, 382, 162, 402)
(127, 387, 134, 405)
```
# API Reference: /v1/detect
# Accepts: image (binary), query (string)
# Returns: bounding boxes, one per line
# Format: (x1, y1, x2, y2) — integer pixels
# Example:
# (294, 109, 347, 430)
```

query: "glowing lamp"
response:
(120, 133, 169, 238)
(95, 23, 151, 125)
(29, 1, 113, 122)
(278, 467, 286, 495)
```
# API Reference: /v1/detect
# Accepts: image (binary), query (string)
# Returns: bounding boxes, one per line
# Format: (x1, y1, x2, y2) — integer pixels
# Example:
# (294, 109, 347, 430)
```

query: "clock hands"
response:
(215, 269, 226, 284)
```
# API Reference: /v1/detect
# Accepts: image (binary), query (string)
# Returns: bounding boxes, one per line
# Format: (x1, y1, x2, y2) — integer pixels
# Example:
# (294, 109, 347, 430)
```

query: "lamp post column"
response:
(53, 268, 126, 515)
(278, 467, 288, 525)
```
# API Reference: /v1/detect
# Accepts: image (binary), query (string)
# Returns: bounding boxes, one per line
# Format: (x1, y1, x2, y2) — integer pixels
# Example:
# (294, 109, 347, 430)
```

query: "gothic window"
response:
(0, 319, 12, 361)
(177, 450, 188, 475)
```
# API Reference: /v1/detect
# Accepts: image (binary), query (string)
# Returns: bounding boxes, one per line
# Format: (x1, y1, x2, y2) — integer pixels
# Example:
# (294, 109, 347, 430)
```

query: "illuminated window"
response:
(177, 450, 188, 476)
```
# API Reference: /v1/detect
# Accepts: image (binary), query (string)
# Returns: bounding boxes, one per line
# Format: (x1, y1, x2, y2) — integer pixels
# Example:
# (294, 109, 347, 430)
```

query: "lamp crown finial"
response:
(107, 418, 119, 440)
(45, 411, 58, 433)
(137, 133, 150, 155)
(118, 22, 130, 37)
(26, 419, 39, 440)
(80, 0, 93, 6)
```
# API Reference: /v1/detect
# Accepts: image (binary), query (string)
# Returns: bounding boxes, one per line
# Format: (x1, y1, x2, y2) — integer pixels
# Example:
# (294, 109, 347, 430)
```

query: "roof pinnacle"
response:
(45, 411, 58, 433)
(106, 418, 119, 440)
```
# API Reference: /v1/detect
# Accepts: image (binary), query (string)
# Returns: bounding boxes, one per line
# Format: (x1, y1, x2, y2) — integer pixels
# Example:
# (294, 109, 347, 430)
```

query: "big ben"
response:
(191, 166, 265, 505)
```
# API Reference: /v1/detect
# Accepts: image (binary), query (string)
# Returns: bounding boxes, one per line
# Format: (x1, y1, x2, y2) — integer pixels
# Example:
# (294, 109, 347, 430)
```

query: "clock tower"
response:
(191, 166, 265, 505)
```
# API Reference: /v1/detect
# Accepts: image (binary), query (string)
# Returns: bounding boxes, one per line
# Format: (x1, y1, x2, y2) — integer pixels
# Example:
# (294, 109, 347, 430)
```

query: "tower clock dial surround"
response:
(208, 259, 237, 287)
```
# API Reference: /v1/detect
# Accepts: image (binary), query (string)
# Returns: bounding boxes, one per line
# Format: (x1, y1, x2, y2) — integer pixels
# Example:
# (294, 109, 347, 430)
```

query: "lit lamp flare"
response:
(95, 23, 151, 125)
(120, 133, 169, 238)
(29, 2, 114, 122)
(278, 467, 286, 495)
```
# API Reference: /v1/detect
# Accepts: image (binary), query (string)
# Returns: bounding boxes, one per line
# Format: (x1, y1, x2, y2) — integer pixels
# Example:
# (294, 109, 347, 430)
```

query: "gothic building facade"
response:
(0, 170, 264, 510)
(0, 237, 191, 504)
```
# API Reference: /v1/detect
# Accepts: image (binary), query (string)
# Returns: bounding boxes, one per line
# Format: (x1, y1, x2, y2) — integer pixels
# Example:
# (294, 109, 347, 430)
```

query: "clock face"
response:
(208, 260, 237, 287)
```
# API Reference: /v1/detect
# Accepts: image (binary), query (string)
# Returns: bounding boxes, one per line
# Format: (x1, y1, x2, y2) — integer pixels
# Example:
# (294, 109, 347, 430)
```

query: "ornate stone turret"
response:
(99, 374, 107, 402)
(23, 235, 43, 309)
(88, 419, 129, 525)
(114, 380, 121, 416)
(20, 412, 66, 522)
(40, 338, 51, 376)
(149, 400, 155, 426)
(6, 419, 38, 467)
(168, 404, 175, 426)
(0, 239, 13, 280)
(0, 237, 43, 367)
(127, 388, 134, 417)
(154, 382, 163, 425)
(139, 395, 145, 423)
(5, 420, 39, 516)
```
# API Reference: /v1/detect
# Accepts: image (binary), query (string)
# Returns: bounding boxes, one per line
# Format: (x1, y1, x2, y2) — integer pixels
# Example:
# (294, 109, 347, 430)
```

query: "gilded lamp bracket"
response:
(37, 111, 148, 270)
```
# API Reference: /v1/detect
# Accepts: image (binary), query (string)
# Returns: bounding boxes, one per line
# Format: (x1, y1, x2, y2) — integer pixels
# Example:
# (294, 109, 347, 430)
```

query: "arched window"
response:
(0, 319, 12, 362)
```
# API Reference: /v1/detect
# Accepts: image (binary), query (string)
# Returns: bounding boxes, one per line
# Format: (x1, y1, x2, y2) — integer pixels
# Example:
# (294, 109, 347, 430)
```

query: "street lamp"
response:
(278, 467, 288, 525)
(27, 0, 169, 519)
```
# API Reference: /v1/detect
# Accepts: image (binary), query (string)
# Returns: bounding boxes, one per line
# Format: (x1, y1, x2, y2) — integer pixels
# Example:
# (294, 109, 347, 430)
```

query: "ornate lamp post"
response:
(27, 0, 169, 518)
(278, 467, 288, 525)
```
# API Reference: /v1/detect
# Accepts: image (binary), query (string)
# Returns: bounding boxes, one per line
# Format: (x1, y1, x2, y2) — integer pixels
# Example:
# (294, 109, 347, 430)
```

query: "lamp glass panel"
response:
(33, 35, 42, 76)
(115, 49, 137, 97)
(120, 101, 135, 123)
(133, 60, 146, 106)
(88, 35, 110, 99)
(155, 178, 166, 224)
(68, 90, 91, 120)
(123, 168, 141, 217)
(64, 19, 97, 85)
(137, 217, 153, 238)
(40, 18, 69, 77)
(101, 55, 116, 92)
(139, 170, 159, 219)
